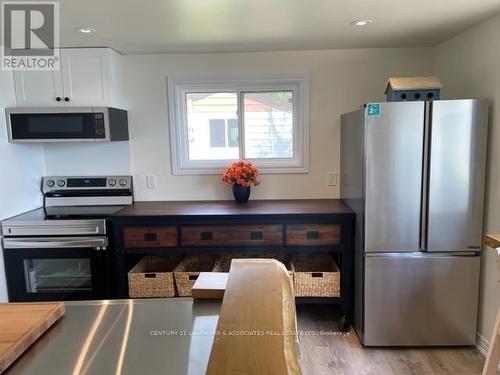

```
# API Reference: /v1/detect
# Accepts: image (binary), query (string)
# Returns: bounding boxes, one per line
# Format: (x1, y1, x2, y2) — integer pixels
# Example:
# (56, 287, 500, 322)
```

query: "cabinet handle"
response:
(144, 233, 157, 241)
(306, 230, 320, 239)
(64, 97, 70, 102)
(200, 232, 213, 240)
(56, 97, 61, 102)
(250, 231, 263, 240)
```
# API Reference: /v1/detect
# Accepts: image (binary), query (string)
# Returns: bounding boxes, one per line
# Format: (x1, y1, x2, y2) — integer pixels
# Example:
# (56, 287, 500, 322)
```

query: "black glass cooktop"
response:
(4, 206, 126, 222)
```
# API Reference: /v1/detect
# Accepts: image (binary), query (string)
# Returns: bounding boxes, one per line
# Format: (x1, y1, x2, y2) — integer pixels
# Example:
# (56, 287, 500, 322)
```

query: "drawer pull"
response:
(144, 233, 157, 241)
(311, 272, 324, 278)
(306, 230, 320, 239)
(200, 232, 213, 240)
(250, 231, 263, 240)
(189, 275, 199, 281)
(144, 273, 157, 278)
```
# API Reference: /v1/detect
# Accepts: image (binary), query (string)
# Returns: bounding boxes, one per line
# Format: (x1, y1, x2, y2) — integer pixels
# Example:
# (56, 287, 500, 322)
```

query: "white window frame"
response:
(167, 74, 309, 175)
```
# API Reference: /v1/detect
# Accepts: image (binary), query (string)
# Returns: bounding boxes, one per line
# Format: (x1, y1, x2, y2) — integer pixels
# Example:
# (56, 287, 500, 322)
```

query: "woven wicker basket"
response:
(212, 254, 249, 272)
(174, 255, 217, 297)
(291, 254, 340, 297)
(128, 256, 181, 298)
(213, 254, 293, 278)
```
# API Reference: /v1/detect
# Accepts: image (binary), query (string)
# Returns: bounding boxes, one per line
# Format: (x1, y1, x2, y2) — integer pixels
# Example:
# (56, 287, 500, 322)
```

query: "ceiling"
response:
(59, 0, 500, 54)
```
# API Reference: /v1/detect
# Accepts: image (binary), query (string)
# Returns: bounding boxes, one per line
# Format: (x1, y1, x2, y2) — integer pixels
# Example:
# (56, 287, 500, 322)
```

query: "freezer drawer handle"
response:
(144, 233, 157, 241)
(306, 231, 320, 239)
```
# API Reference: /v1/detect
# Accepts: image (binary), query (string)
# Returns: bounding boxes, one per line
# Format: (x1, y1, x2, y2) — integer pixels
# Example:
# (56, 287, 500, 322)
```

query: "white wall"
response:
(43, 48, 434, 200)
(435, 13, 500, 348)
(44, 143, 131, 176)
(0, 69, 46, 301)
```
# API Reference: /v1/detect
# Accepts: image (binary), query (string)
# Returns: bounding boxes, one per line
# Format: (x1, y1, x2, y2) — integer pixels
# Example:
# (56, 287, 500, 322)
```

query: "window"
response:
(168, 75, 309, 174)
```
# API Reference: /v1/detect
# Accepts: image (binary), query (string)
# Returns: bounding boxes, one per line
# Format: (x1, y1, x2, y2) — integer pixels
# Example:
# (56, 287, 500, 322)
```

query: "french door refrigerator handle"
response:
(420, 101, 432, 251)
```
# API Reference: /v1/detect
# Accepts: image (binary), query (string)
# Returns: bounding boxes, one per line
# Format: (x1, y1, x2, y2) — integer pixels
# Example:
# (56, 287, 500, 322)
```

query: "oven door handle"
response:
(2, 237, 108, 250)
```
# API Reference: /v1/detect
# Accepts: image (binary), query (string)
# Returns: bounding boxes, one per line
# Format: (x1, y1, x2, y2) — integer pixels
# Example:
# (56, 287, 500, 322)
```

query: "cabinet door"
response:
(60, 49, 111, 106)
(13, 70, 63, 106)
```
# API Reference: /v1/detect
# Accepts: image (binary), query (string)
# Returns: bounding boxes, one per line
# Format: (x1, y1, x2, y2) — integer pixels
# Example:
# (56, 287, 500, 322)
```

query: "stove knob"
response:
(56, 179, 66, 187)
(119, 178, 128, 187)
(46, 179, 55, 187)
(108, 179, 117, 187)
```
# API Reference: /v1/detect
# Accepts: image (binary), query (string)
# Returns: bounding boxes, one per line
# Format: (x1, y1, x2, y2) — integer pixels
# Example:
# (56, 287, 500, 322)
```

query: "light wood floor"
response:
(296, 305, 485, 375)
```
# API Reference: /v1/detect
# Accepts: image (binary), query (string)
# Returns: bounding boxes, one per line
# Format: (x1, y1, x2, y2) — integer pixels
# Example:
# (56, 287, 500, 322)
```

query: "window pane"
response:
(243, 91, 294, 159)
(186, 92, 239, 160)
(227, 119, 239, 147)
(209, 119, 226, 147)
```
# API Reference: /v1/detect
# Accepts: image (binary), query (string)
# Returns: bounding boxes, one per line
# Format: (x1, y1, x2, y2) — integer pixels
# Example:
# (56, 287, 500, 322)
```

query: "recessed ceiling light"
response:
(74, 27, 97, 34)
(350, 19, 373, 27)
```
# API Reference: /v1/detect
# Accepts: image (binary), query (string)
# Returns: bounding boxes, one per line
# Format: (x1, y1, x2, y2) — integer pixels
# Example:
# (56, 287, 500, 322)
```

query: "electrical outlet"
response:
(327, 172, 337, 187)
(146, 175, 157, 189)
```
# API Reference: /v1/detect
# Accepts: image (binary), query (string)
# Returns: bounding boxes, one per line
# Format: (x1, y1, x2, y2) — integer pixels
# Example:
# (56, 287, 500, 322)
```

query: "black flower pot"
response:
(232, 184, 251, 203)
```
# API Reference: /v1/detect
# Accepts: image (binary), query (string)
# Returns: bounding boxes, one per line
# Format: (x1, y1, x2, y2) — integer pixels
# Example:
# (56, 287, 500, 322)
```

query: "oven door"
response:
(2, 237, 109, 302)
(6, 110, 107, 142)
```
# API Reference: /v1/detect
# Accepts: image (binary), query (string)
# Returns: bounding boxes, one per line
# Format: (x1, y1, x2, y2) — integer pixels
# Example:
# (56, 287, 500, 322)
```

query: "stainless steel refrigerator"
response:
(340, 99, 488, 346)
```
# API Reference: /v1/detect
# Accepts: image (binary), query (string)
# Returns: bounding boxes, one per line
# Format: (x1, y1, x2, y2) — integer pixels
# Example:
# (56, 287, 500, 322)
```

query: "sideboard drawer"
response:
(286, 224, 341, 246)
(123, 226, 178, 248)
(180, 225, 283, 247)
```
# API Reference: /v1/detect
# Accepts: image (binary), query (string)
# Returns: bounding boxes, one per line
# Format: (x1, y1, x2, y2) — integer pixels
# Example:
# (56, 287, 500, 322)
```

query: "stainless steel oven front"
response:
(2, 236, 109, 302)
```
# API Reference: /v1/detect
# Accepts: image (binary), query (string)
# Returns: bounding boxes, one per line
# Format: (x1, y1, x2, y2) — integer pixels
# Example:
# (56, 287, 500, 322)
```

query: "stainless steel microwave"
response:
(5, 107, 129, 143)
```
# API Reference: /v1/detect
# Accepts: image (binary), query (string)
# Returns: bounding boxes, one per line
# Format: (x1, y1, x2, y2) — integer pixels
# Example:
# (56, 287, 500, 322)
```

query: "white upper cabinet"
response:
(60, 49, 111, 106)
(13, 70, 63, 106)
(13, 48, 121, 107)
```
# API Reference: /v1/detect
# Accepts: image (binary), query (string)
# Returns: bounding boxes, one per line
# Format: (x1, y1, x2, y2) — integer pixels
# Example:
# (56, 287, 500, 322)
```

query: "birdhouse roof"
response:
(385, 77, 443, 93)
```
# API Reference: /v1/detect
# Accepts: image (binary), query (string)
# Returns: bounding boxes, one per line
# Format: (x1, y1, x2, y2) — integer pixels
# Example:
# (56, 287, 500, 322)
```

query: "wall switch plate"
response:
(327, 172, 337, 187)
(146, 175, 157, 189)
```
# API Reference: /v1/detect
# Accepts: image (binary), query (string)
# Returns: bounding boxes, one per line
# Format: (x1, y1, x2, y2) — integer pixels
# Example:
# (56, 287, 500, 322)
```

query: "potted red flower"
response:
(222, 160, 260, 203)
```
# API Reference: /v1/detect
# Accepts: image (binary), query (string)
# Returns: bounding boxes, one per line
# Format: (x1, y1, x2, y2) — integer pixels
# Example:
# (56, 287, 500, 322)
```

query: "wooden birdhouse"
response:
(385, 77, 443, 102)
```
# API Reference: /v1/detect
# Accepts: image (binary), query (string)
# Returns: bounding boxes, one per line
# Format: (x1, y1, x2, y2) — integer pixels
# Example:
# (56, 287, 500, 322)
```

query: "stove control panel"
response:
(42, 176, 133, 193)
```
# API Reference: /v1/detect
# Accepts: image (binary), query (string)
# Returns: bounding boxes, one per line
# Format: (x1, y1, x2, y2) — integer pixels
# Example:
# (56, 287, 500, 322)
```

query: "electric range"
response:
(1, 175, 133, 302)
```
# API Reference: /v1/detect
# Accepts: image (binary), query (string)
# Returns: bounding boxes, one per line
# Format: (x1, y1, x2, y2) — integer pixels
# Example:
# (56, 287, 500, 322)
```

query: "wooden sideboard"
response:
(109, 199, 355, 329)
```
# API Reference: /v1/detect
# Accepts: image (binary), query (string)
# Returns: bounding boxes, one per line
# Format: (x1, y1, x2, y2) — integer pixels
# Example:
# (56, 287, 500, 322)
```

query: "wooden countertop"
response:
(484, 234, 500, 249)
(0, 303, 65, 374)
(112, 199, 353, 218)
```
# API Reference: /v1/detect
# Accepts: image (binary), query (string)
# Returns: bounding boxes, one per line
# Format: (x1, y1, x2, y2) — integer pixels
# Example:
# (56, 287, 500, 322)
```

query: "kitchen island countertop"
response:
(4, 299, 220, 375)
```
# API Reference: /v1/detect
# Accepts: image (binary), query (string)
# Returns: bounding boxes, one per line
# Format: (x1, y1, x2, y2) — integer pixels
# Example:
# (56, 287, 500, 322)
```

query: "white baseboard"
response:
(476, 332, 489, 357)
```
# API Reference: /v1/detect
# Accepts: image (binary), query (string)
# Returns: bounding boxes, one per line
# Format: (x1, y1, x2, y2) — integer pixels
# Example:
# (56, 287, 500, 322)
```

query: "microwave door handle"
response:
(3, 238, 108, 249)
